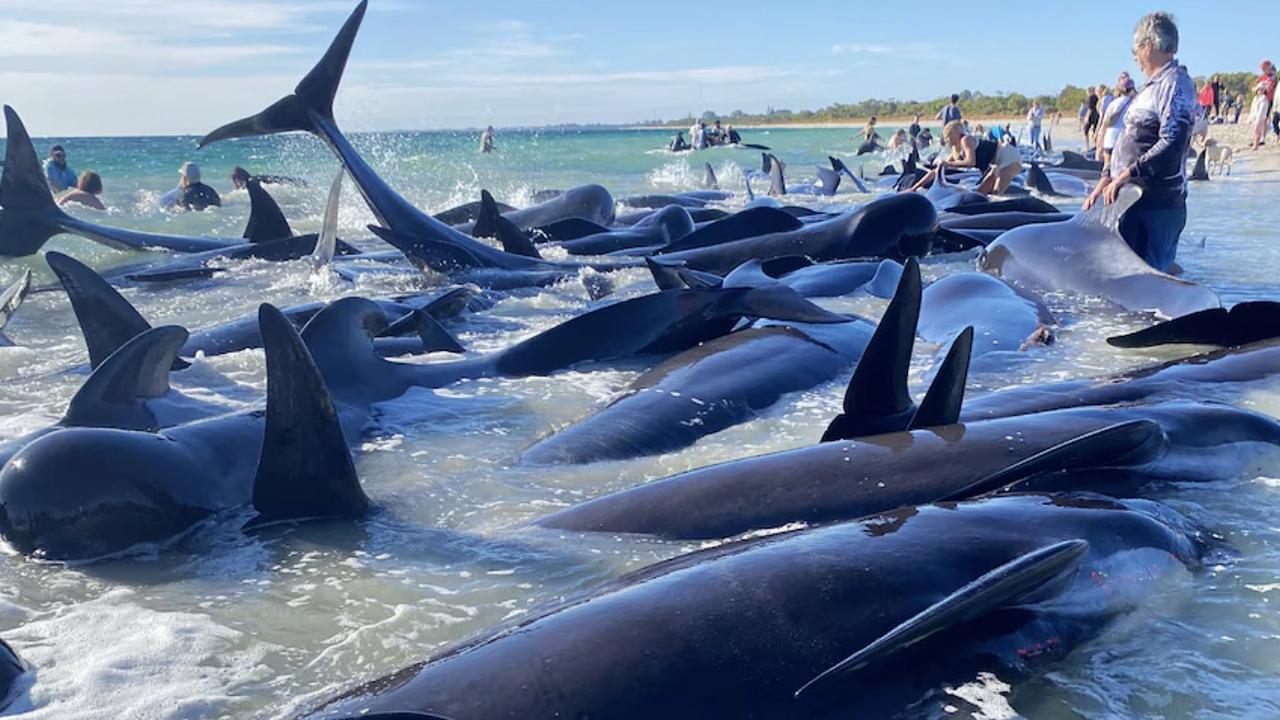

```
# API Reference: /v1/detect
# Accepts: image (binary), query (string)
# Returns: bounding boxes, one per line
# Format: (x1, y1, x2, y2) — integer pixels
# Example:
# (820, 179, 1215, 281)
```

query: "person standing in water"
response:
(1026, 100, 1044, 150)
(936, 94, 961, 124)
(43, 145, 77, 192)
(479, 126, 496, 154)
(56, 171, 105, 210)
(1085, 11, 1195, 274)
(1096, 73, 1137, 164)
(908, 113, 922, 140)
(167, 162, 221, 211)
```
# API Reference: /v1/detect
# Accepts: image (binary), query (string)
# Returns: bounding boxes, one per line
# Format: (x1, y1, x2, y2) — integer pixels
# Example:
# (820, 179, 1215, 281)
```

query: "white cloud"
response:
(0, 21, 299, 68)
(831, 42, 942, 59)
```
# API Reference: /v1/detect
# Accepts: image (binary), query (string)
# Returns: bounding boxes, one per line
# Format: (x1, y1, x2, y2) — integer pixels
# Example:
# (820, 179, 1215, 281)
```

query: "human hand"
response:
(1082, 178, 1109, 210)
(1104, 170, 1131, 204)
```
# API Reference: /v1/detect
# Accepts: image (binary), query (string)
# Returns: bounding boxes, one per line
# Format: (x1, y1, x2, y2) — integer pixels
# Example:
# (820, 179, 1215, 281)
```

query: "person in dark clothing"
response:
(174, 162, 221, 211)
(1083, 89, 1101, 145)
(1085, 12, 1194, 273)
(908, 113, 922, 138)
(1211, 75, 1224, 118)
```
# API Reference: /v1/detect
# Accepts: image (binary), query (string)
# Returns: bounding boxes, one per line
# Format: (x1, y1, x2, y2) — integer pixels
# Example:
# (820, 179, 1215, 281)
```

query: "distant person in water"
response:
(908, 113, 922, 139)
(1085, 11, 1194, 274)
(906, 119, 1022, 195)
(726, 124, 742, 144)
(230, 166, 307, 190)
(479, 126, 496, 154)
(711, 120, 726, 145)
(670, 131, 690, 152)
(43, 145, 77, 192)
(1026, 99, 1044, 150)
(915, 127, 934, 150)
(1097, 73, 1136, 164)
(56, 171, 105, 210)
(888, 128, 909, 150)
(168, 162, 221, 211)
(936, 94, 961, 124)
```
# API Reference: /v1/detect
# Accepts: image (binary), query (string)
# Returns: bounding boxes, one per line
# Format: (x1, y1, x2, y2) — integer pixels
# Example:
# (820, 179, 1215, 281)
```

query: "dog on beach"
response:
(1204, 138, 1233, 175)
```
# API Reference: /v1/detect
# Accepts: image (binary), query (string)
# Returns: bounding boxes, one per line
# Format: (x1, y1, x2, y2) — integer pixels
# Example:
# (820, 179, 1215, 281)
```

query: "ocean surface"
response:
(0, 126, 1279, 719)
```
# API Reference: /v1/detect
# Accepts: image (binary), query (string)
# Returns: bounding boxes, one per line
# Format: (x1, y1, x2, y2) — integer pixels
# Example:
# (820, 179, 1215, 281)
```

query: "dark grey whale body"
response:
(306, 493, 1202, 720)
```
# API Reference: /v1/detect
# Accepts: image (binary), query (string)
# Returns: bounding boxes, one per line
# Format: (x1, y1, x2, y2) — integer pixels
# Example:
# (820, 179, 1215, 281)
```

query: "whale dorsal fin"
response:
(1027, 163, 1059, 197)
(1073, 184, 1141, 233)
(0, 106, 59, 214)
(703, 162, 719, 190)
(250, 303, 369, 526)
(814, 166, 841, 196)
(382, 309, 464, 354)
(645, 256, 693, 290)
(44, 251, 189, 371)
(908, 326, 973, 429)
(767, 154, 786, 197)
(795, 539, 1088, 699)
(62, 325, 188, 431)
(474, 190, 541, 259)
(310, 169, 344, 269)
(864, 259, 905, 299)
(821, 257, 921, 442)
(242, 179, 294, 242)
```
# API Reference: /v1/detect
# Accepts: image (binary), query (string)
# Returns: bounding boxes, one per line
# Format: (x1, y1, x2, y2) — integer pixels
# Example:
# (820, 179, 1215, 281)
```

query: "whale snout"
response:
(0, 429, 211, 560)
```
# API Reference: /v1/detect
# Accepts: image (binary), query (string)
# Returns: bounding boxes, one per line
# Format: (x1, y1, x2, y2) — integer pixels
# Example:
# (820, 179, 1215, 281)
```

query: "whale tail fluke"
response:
(44, 251, 187, 371)
(0, 269, 32, 346)
(909, 326, 973, 429)
(821, 257, 922, 442)
(831, 156, 868, 193)
(62, 326, 190, 431)
(0, 106, 72, 257)
(474, 190, 541, 259)
(199, 1, 367, 147)
(242, 179, 295, 242)
(814, 166, 840, 197)
(250, 302, 369, 526)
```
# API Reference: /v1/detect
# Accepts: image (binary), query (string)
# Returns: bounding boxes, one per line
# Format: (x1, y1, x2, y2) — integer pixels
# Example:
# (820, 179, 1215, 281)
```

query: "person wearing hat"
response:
(43, 145, 77, 192)
(174, 162, 221, 211)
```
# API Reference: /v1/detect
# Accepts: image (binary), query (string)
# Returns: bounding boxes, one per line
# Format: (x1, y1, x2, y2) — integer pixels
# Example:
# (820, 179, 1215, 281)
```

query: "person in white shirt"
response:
(1097, 73, 1137, 163)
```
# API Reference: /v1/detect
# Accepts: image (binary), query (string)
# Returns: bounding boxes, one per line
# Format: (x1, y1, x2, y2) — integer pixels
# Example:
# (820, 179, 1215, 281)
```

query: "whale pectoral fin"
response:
(419, 286, 478, 321)
(61, 325, 190, 431)
(409, 310, 464, 354)
(676, 267, 722, 290)
(821, 258, 921, 442)
(909, 326, 973, 429)
(645, 256, 692, 291)
(1106, 304, 1276, 348)
(242, 180, 294, 242)
(729, 285, 852, 324)
(309, 170, 344, 269)
(0, 269, 33, 336)
(248, 303, 369, 528)
(46, 251, 158, 370)
(941, 420, 1167, 501)
(794, 539, 1088, 700)
(124, 267, 224, 283)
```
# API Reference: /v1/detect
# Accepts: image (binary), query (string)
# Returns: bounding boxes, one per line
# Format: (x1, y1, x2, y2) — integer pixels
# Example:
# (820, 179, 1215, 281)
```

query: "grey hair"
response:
(1133, 12, 1179, 54)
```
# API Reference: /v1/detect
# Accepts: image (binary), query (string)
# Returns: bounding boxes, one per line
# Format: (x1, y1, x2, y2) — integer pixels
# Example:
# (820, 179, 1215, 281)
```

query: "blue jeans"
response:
(1029, 125, 1041, 150)
(1118, 195, 1187, 273)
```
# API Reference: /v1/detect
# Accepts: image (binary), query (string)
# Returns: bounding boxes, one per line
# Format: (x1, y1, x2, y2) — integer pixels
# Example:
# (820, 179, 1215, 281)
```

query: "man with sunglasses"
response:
(43, 145, 77, 193)
(1084, 12, 1195, 274)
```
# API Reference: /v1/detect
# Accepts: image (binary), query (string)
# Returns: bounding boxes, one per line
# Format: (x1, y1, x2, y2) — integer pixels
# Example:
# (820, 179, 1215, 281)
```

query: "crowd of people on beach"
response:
(40, 144, 308, 213)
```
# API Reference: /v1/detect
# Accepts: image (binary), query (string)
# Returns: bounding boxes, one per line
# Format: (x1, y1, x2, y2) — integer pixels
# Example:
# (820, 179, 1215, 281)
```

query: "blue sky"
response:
(0, 0, 1273, 136)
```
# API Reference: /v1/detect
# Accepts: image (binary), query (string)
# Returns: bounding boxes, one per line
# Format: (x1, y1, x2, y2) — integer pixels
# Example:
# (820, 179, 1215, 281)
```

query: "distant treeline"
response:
(645, 72, 1259, 127)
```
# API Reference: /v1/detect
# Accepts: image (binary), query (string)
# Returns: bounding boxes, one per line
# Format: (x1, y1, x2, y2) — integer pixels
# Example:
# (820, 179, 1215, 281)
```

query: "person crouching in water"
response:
(1084, 12, 1195, 273)
(905, 119, 1022, 194)
(171, 162, 221, 211)
(56, 171, 106, 210)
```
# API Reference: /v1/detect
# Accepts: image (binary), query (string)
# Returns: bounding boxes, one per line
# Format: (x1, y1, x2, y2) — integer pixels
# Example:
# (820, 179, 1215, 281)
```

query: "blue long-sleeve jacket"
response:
(1106, 60, 1196, 205)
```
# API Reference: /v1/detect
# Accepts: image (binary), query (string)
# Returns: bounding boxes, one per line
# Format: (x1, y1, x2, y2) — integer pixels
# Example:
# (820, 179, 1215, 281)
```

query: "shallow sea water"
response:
(0, 126, 1278, 719)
